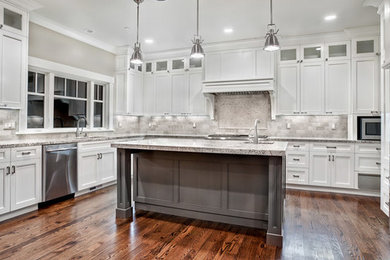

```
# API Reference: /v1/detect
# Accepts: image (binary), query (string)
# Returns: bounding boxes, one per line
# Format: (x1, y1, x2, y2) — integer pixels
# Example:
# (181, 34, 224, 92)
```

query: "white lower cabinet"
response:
(332, 153, 355, 189)
(78, 142, 117, 191)
(309, 153, 331, 186)
(286, 168, 308, 185)
(0, 146, 42, 216)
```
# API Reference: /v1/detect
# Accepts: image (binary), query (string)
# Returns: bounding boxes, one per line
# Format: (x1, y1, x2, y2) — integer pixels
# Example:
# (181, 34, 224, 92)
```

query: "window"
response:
(27, 72, 45, 128)
(94, 84, 104, 128)
(54, 76, 87, 128)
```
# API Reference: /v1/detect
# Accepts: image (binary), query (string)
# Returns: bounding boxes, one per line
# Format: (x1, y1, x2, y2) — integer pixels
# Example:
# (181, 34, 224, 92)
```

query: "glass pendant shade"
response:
(130, 43, 143, 65)
(190, 38, 205, 59)
(264, 28, 280, 52)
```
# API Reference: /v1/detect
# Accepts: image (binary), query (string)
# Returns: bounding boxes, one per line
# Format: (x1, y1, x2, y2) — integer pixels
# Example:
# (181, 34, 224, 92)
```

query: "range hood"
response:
(202, 78, 274, 94)
(202, 78, 277, 120)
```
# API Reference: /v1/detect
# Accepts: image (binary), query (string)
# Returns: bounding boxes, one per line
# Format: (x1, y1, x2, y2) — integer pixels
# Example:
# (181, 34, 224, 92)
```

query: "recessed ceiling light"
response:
(144, 38, 154, 44)
(124, 26, 130, 30)
(84, 29, 94, 34)
(324, 15, 337, 21)
(224, 27, 234, 34)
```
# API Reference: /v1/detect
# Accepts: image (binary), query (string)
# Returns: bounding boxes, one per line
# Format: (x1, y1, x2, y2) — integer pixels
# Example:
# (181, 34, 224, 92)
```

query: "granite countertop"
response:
(0, 133, 380, 149)
(111, 138, 288, 156)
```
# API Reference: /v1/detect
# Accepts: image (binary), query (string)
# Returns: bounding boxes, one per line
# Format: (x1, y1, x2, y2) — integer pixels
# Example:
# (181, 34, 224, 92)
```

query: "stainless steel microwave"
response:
(358, 117, 381, 140)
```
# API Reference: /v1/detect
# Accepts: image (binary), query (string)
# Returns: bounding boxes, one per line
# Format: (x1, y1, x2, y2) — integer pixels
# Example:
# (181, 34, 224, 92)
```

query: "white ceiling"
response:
(31, 0, 380, 53)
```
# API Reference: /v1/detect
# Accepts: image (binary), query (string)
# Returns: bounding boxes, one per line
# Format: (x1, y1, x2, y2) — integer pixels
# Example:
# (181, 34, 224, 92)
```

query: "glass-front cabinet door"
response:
(352, 38, 379, 58)
(171, 58, 185, 71)
(189, 57, 202, 70)
(280, 47, 299, 64)
(326, 41, 350, 61)
(0, 4, 27, 36)
(156, 60, 168, 73)
(301, 44, 324, 62)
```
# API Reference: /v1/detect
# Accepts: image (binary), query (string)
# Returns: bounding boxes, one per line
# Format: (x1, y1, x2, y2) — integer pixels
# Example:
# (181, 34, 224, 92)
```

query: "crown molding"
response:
(3, 0, 42, 11)
(363, 0, 382, 8)
(29, 13, 117, 54)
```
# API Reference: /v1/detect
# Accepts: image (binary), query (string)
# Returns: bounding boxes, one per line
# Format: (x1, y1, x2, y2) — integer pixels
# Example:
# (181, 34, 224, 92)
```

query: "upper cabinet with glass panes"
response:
(143, 57, 203, 74)
(352, 38, 379, 58)
(325, 42, 350, 61)
(0, 3, 28, 36)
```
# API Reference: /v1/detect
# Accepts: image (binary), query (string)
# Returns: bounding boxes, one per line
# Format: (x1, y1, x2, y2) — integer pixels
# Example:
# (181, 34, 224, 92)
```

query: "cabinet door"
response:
(0, 32, 23, 108)
(133, 73, 143, 114)
(332, 153, 355, 189)
(301, 44, 324, 62)
(172, 73, 189, 114)
(256, 50, 275, 78)
(352, 38, 379, 58)
(300, 61, 324, 114)
(353, 57, 379, 114)
(143, 75, 155, 114)
(279, 47, 299, 64)
(0, 163, 10, 215)
(99, 149, 117, 184)
(384, 0, 390, 66)
(325, 60, 350, 114)
(189, 72, 206, 115)
(310, 153, 331, 186)
(78, 151, 99, 190)
(155, 74, 172, 114)
(325, 42, 350, 61)
(278, 64, 300, 114)
(11, 159, 41, 211)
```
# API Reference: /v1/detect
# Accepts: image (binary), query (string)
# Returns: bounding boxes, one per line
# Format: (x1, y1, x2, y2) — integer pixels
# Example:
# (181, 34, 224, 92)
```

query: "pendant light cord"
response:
(136, 2, 140, 44)
(196, 0, 200, 36)
(270, 0, 273, 25)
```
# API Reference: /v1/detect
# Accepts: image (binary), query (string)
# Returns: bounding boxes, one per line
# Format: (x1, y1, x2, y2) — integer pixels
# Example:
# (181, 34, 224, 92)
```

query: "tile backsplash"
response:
(0, 93, 348, 142)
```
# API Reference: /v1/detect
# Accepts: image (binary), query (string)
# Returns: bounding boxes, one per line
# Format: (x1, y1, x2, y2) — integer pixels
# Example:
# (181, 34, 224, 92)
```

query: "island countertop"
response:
(111, 137, 288, 156)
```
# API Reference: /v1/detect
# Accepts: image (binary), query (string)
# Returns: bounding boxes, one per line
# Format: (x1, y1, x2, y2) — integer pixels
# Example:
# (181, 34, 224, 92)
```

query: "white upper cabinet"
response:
(204, 48, 275, 82)
(300, 61, 324, 114)
(189, 71, 206, 114)
(325, 41, 350, 61)
(352, 37, 379, 58)
(325, 60, 350, 114)
(0, 3, 27, 37)
(172, 73, 189, 114)
(155, 74, 172, 114)
(143, 75, 155, 115)
(301, 44, 324, 62)
(383, 0, 390, 67)
(353, 56, 380, 114)
(0, 31, 25, 109)
(279, 46, 300, 64)
(277, 64, 300, 115)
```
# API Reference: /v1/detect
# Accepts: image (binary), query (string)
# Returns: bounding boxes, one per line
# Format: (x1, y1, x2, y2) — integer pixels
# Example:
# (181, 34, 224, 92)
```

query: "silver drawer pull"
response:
(6, 166, 10, 175)
(376, 162, 381, 166)
(11, 166, 15, 175)
(292, 175, 300, 178)
(326, 146, 337, 149)
(376, 148, 381, 151)
(293, 158, 300, 161)
(21, 152, 31, 156)
(293, 145, 300, 148)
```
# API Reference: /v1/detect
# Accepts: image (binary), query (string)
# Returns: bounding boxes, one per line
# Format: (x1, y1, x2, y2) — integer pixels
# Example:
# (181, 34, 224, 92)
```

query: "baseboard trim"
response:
(75, 181, 117, 197)
(287, 184, 380, 197)
(0, 205, 38, 223)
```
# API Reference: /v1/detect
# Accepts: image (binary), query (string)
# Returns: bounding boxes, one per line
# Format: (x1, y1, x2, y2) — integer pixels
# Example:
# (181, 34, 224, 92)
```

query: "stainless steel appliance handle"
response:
(46, 147, 78, 153)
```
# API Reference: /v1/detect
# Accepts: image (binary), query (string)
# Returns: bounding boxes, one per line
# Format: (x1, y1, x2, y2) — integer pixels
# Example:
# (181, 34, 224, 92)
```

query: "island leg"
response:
(266, 156, 285, 247)
(116, 149, 133, 219)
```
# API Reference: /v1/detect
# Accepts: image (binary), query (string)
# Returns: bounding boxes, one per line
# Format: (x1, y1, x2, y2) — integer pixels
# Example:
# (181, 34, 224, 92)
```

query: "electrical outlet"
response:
(286, 123, 291, 129)
(4, 121, 16, 130)
(193, 122, 197, 129)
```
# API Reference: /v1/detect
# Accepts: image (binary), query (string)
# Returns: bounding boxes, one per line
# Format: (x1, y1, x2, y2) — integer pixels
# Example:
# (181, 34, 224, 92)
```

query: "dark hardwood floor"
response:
(0, 186, 388, 259)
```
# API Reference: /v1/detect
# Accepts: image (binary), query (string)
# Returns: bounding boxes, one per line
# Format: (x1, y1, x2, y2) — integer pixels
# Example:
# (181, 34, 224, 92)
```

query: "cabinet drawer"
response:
(78, 141, 112, 152)
(286, 168, 309, 185)
(311, 143, 354, 153)
(286, 152, 309, 168)
(11, 146, 41, 161)
(355, 154, 381, 174)
(0, 149, 10, 164)
(287, 142, 309, 152)
(355, 143, 381, 155)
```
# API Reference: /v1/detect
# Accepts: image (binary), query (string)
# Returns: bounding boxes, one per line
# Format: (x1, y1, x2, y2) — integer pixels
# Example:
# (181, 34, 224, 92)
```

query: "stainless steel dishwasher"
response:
(42, 143, 78, 202)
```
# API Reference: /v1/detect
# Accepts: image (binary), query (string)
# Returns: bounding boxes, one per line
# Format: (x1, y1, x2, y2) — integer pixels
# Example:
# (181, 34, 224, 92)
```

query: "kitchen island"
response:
(112, 137, 287, 247)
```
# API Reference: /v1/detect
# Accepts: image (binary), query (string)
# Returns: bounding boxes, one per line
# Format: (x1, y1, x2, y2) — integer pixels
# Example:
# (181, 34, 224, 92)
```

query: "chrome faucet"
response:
(76, 117, 87, 138)
(252, 119, 260, 144)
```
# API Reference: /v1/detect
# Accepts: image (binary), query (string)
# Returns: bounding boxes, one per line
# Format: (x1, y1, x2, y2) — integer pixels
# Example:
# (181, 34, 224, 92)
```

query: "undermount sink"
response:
(244, 141, 274, 144)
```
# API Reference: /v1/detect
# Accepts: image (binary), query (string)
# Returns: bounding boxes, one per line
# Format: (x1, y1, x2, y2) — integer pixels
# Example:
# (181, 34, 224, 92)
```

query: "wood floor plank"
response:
(0, 185, 389, 260)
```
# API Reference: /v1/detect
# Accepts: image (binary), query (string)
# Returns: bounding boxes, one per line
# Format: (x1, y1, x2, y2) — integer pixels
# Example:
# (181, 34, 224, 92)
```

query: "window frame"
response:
(21, 58, 114, 134)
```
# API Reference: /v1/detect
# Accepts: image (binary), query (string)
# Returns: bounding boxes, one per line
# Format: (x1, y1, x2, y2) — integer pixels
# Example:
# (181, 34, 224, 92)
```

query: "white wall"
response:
(28, 22, 115, 76)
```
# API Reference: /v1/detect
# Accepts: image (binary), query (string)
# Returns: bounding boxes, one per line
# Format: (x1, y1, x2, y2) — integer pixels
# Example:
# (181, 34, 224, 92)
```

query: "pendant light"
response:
(264, 0, 280, 52)
(190, 0, 205, 59)
(130, 0, 143, 65)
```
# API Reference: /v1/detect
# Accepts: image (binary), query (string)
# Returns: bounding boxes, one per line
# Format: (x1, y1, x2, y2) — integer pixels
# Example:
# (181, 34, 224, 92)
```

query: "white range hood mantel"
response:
(202, 78, 277, 120)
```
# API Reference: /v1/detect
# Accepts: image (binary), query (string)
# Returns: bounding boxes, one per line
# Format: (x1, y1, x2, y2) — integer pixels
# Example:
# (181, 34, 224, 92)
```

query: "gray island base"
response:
(112, 138, 287, 247)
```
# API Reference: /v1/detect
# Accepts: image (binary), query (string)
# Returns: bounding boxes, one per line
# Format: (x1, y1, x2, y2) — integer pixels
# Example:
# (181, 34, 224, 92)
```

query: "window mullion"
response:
(46, 72, 55, 129)
(87, 81, 94, 129)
